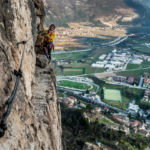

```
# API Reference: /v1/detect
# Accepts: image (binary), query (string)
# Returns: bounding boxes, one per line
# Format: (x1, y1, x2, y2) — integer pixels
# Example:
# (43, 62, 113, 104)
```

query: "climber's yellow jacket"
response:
(44, 30, 55, 43)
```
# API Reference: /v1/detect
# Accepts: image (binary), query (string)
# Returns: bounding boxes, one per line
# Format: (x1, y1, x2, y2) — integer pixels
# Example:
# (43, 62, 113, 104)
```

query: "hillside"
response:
(44, 0, 150, 27)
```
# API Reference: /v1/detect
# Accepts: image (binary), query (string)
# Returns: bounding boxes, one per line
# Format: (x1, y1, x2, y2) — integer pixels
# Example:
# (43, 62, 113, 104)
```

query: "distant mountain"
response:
(133, 0, 150, 8)
(44, 0, 150, 28)
(125, 0, 150, 27)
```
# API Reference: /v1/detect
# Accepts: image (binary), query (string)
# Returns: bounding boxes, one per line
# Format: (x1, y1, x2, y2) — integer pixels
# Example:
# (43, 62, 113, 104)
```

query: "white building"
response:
(110, 61, 122, 66)
(105, 64, 116, 69)
(99, 54, 106, 60)
(96, 61, 107, 65)
(131, 59, 143, 64)
(127, 103, 140, 114)
(147, 58, 150, 62)
(91, 63, 104, 68)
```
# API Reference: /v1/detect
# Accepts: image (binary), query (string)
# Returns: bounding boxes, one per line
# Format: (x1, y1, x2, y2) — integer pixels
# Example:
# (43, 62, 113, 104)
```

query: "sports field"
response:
(104, 88, 122, 102)
(59, 80, 91, 90)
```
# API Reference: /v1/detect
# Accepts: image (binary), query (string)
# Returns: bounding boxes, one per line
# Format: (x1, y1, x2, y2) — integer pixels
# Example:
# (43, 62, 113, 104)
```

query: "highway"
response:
(52, 48, 92, 54)
(102, 36, 128, 46)
(53, 35, 128, 55)
(106, 81, 146, 90)
(55, 34, 148, 115)
(67, 66, 150, 78)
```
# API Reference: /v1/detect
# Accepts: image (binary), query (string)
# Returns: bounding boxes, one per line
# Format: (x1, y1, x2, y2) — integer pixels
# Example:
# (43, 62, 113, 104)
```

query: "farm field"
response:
(63, 66, 105, 76)
(117, 68, 150, 78)
(52, 46, 112, 76)
(126, 62, 150, 70)
(64, 68, 83, 76)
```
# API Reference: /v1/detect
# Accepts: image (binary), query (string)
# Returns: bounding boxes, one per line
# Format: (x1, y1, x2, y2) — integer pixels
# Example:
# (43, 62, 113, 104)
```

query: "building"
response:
(110, 61, 122, 66)
(99, 54, 106, 60)
(113, 76, 127, 82)
(127, 77, 134, 85)
(91, 63, 104, 68)
(113, 113, 129, 126)
(146, 119, 150, 125)
(143, 77, 150, 88)
(95, 107, 101, 112)
(130, 120, 141, 129)
(61, 96, 77, 107)
(131, 59, 143, 65)
(79, 103, 86, 108)
(127, 102, 140, 115)
(138, 129, 150, 137)
(105, 64, 115, 70)
(143, 89, 150, 102)
(68, 96, 77, 103)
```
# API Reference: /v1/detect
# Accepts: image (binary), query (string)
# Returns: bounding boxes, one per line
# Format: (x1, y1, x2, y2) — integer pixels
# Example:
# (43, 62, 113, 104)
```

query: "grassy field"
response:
(63, 65, 105, 76)
(64, 68, 83, 76)
(119, 34, 150, 55)
(127, 62, 150, 70)
(104, 83, 144, 101)
(103, 96, 129, 110)
(59, 80, 91, 90)
(52, 51, 90, 61)
(95, 80, 144, 110)
(104, 88, 122, 102)
(98, 118, 119, 128)
(53, 46, 112, 76)
(117, 68, 150, 78)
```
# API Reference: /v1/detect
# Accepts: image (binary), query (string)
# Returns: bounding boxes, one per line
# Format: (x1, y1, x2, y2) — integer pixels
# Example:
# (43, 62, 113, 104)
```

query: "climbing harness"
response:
(0, 38, 31, 137)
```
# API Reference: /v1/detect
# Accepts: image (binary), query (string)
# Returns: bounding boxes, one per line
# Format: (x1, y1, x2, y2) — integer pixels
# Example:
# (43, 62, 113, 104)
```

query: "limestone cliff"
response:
(0, 0, 62, 150)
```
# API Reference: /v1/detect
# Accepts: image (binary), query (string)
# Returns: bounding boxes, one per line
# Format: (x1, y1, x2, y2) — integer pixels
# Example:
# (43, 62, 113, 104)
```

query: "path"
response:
(31, 55, 62, 150)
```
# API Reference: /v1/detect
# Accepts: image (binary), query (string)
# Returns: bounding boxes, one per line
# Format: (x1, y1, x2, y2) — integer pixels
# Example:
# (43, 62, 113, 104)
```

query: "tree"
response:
(101, 89, 104, 100)
(82, 68, 86, 74)
(86, 104, 94, 113)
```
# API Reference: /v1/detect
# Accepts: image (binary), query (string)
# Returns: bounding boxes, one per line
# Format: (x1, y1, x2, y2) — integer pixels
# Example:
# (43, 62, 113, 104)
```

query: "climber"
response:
(43, 24, 56, 63)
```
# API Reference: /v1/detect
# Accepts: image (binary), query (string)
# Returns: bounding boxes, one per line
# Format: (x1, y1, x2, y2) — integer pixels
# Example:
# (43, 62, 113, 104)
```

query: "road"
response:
(102, 36, 128, 46)
(122, 58, 131, 71)
(138, 76, 145, 87)
(106, 81, 146, 90)
(55, 35, 149, 114)
(71, 66, 150, 77)
(52, 48, 92, 54)
(53, 35, 128, 55)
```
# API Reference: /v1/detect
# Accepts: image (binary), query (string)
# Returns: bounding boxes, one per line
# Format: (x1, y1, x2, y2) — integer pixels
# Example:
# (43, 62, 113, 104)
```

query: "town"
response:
(54, 22, 126, 50)
(91, 49, 150, 71)
(57, 73, 150, 138)
(53, 25, 150, 144)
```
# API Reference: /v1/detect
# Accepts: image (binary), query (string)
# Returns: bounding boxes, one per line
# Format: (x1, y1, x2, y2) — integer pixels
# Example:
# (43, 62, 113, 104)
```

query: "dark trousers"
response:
(43, 42, 52, 61)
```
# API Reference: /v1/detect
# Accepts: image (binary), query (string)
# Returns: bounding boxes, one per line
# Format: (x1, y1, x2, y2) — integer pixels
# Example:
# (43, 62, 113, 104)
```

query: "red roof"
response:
(144, 78, 150, 84)
(113, 114, 123, 120)
(130, 120, 141, 127)
(127, 77, 134, 84)
(68, 96, 77, 101)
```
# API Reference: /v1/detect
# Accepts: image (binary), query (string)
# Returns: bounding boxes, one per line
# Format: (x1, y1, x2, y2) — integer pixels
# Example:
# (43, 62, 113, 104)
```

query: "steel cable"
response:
(0, 35, 34, 137)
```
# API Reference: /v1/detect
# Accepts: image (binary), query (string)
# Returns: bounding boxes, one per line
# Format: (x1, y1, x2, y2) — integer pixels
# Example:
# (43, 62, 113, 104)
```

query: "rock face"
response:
(0, 0, 62, 150)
